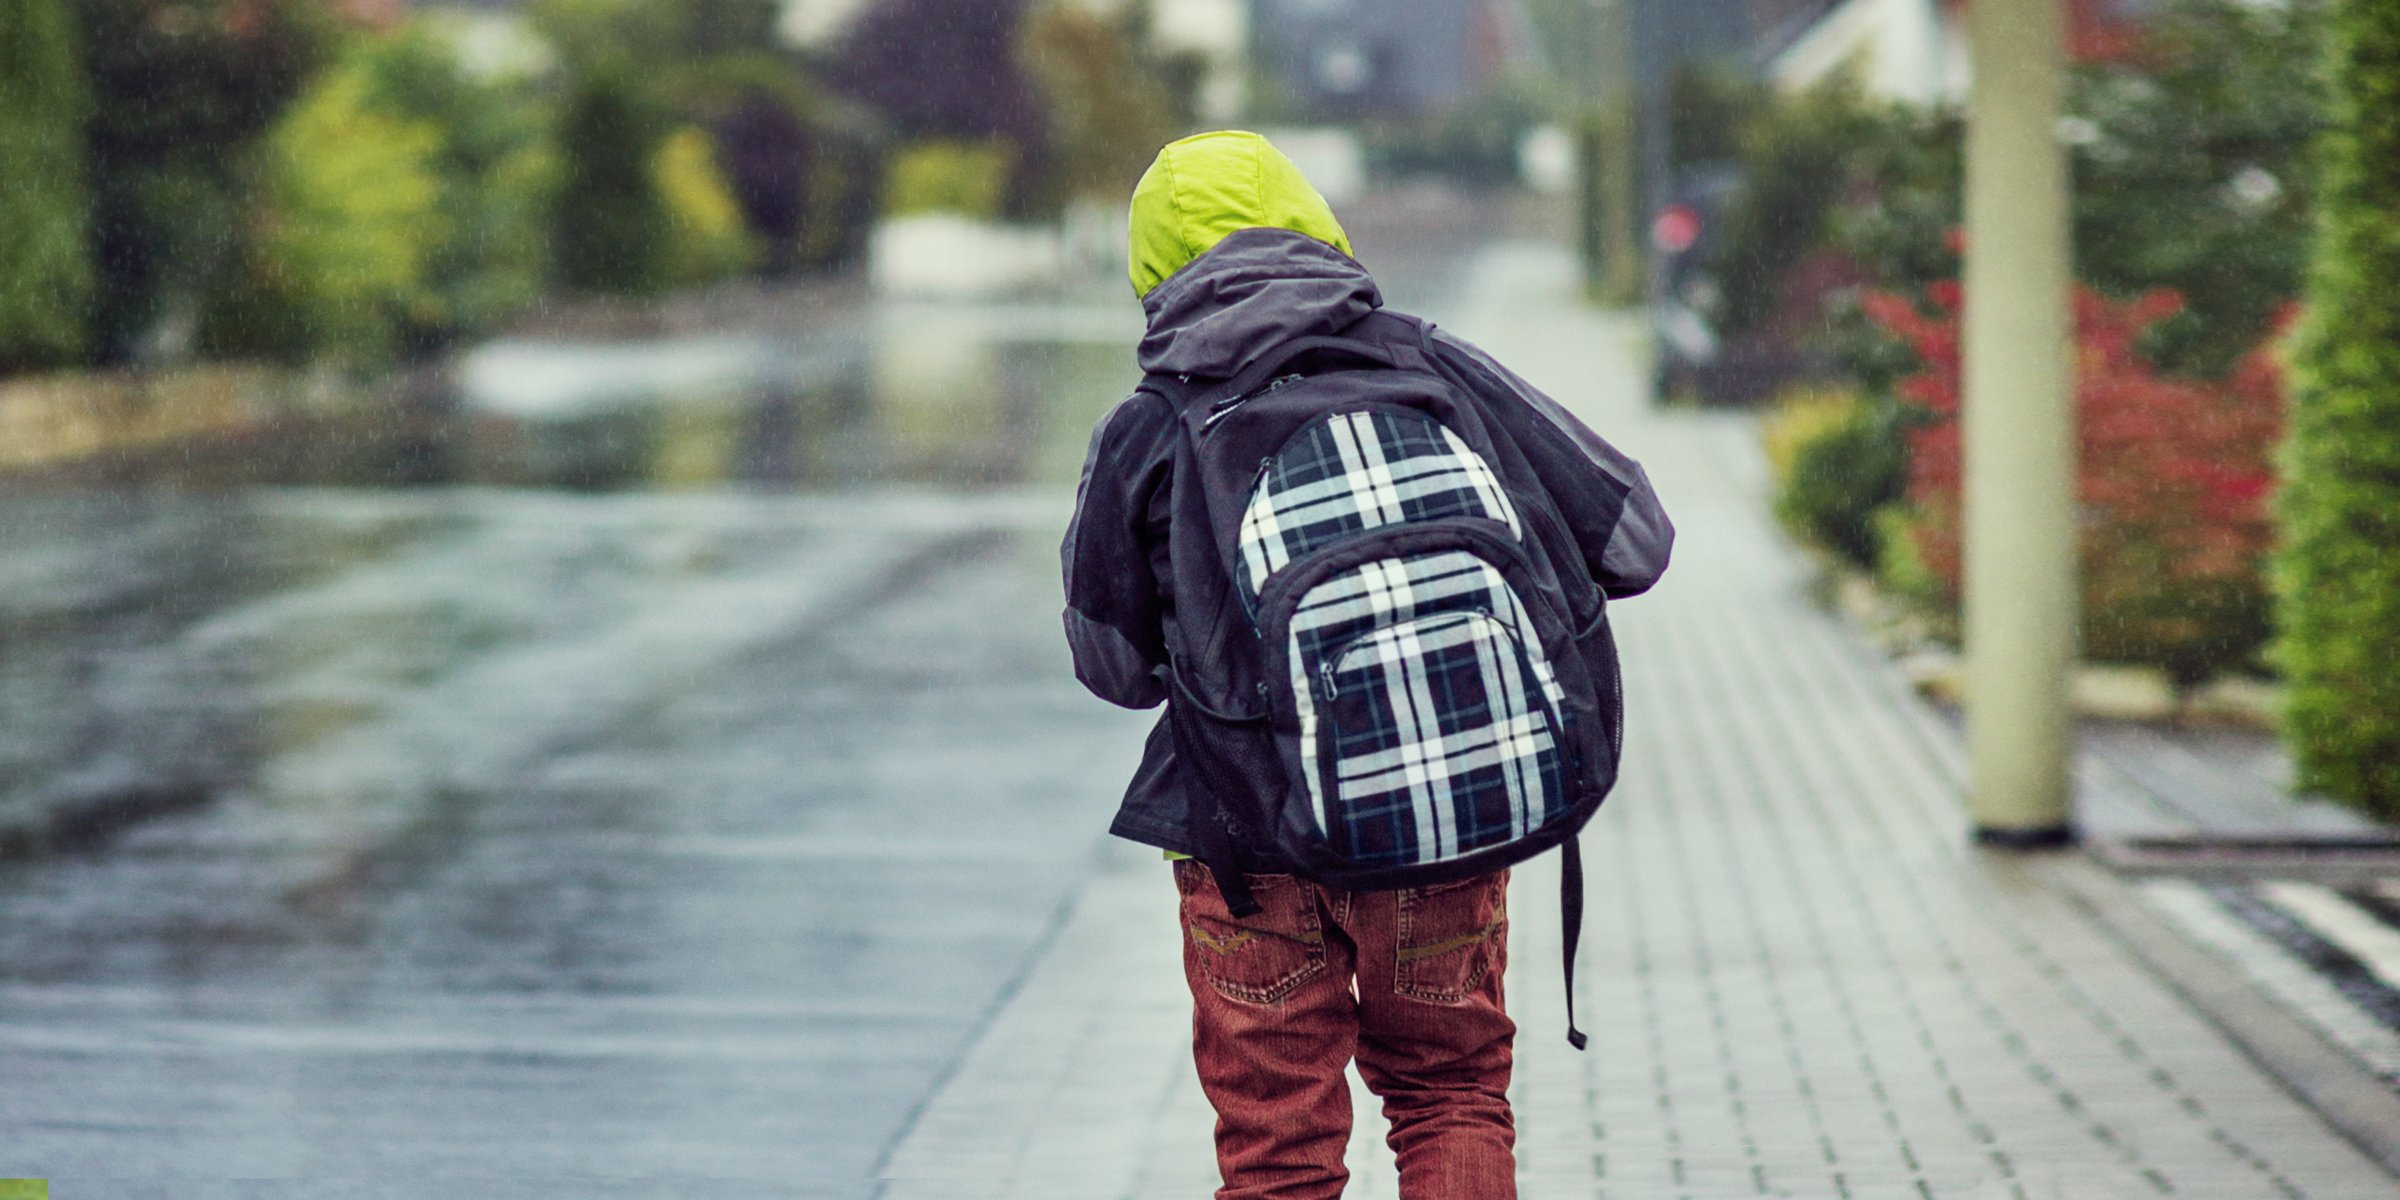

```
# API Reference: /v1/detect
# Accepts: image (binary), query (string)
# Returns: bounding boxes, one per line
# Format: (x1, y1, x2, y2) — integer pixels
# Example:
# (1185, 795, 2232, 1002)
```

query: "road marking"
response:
(2138, 879, 2400, 1080)
(0, 983, 961, 1025)
(0, 1021, 939, 1064)
(2260, 881, 2400, 994)
(639, 833, 1040, 864)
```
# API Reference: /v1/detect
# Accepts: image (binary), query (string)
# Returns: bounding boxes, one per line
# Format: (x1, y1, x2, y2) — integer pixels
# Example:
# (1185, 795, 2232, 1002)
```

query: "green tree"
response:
(553, 61, 673, 295)
(1811, 0, 2327, 379)
(0, 0, 92, 372)
(351, 23, 557, 350)
(1665, 65, 1765, 168)
(197, 58, 447, 364)
(72, 0, 333, 363)
(1018, 0, 1181, 206)
(1707, 75, 1880, 340)
(530, 0, 779, 73)
(2072, 0, 2329, 376)
(2275, 0, 2400, 816)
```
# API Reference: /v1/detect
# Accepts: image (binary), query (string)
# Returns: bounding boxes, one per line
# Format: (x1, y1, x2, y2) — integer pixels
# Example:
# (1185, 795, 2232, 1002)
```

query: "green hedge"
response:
(2275, 0, 2400, 817)
(0, 0, 91, 371)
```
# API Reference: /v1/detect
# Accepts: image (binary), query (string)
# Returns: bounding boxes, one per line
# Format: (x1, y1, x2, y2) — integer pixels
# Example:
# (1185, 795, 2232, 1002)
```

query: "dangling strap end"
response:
(1561, 833, 1589, 1052)
(1209, 858, 1262, 917)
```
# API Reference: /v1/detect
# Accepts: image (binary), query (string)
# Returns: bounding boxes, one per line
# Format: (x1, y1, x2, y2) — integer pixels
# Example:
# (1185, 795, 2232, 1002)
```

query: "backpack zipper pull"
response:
(1201, 374, 1304, 432)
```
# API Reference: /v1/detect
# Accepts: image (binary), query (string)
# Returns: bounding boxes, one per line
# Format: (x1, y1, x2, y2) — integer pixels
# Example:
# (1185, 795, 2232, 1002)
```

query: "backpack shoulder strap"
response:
(1375, 311, 1474, 387)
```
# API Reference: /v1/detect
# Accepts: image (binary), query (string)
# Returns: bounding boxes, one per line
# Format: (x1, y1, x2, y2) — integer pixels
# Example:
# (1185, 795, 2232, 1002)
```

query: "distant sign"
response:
(1652, 205, 1704, 254)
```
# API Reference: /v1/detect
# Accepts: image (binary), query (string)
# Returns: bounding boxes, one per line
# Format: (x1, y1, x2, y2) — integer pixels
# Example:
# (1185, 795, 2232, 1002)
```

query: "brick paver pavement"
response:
(877, 243, 2400, 1200)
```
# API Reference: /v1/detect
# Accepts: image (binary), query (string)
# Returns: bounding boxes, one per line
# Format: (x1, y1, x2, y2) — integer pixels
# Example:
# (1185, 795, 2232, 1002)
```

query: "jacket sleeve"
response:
(1431, 330, 1675, 599)
(1060, 390, 1176, 709)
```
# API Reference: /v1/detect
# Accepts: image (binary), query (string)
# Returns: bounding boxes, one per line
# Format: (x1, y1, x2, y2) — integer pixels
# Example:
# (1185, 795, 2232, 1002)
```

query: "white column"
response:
(1962, 0, 2077, 843)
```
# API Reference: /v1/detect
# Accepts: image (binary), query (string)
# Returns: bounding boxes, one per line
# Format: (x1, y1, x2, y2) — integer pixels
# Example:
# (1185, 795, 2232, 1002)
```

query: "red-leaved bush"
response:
(1862, 282, 2285, 688)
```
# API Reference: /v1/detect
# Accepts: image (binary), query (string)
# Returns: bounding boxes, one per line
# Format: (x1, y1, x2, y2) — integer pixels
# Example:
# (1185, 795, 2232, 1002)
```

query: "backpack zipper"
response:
(1315, 608, 1501, 703)
(1201, 374, 1303, 433)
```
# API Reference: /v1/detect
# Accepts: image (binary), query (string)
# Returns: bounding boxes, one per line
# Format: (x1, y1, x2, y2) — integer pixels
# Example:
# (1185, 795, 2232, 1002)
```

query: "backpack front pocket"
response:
(1312, 609, 1566, 867)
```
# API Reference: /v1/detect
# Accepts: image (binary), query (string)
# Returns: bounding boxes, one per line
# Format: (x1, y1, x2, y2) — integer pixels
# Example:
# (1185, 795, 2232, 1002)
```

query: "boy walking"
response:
(1063, 132, 1673, 1199)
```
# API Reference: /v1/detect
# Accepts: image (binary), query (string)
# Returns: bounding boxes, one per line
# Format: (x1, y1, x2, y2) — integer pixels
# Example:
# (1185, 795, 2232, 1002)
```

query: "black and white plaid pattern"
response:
(1235, 411, 1519, 610)
(1288, 550, 1567, 866)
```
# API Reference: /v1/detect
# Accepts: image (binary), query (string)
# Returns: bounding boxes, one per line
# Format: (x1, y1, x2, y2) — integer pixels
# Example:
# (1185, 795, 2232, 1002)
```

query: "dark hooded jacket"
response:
(1061, 226, 1676, 860)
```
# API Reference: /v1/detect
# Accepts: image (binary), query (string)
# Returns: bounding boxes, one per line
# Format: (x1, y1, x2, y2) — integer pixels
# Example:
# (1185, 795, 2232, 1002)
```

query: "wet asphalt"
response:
(0, 191, 1502, 1196)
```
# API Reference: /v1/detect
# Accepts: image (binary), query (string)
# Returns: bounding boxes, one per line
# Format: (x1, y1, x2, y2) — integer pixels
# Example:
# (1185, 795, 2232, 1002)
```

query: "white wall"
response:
(777, 0, 872, 48)
(1769, 0, 1964, 106)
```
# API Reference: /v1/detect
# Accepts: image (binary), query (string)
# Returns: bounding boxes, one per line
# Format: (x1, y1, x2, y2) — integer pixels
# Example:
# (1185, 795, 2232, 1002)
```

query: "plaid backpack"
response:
(1147, 312, 1620, 1047)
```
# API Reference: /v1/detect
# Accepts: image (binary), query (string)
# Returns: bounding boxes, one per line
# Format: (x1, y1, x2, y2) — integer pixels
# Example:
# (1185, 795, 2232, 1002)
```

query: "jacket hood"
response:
(1136, 226, 1382, 379)
(1127, 130, 1353, 300)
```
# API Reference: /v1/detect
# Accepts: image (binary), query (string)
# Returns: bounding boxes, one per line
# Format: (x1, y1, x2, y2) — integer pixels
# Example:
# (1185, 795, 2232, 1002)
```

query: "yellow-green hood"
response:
(1127, 131, 1353, 299)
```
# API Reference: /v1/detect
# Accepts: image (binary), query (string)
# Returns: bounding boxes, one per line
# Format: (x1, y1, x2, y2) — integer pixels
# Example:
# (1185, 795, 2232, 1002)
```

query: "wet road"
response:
(0, 191, 1515, 1195)
(1, 494, 1145, 1194)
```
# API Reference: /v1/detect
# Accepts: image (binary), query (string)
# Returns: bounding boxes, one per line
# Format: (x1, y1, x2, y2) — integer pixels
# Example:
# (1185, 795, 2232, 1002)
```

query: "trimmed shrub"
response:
(831, 0, 1045, 216)
(654, 125, 757, 286)
(1869, 284, 2284, 690)
(2274, 0, 2400, 815)
(883, 140, 1013, 219)
(0, 0, 92, 372)
(1764, 387, 1909, 572)
(1366, 73, 1558, 187)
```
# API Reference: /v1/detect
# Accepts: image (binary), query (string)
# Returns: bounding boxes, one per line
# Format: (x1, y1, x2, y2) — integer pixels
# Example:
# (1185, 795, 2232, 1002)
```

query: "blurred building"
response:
(1757, 0, 1961, 103)
(1754, 0, 2156, 104)
(783, 0, 1249, 119)
(779, 0, 874, 45)
(1250, 0, 1537, 119)
(381, 0, 549, 77)
(1148, 0, 1252, 120)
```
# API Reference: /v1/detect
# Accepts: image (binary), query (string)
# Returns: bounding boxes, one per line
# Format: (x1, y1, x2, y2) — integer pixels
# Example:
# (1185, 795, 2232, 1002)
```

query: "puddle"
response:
(0, 295, 1146, 833)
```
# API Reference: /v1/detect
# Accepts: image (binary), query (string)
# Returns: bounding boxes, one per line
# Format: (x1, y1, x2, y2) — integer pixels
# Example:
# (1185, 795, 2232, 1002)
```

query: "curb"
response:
(2039, 852, 2400, 1180)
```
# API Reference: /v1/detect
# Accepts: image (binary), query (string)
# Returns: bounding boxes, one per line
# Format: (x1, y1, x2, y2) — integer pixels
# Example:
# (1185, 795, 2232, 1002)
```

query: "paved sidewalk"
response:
(878, 243, 2400, 1200)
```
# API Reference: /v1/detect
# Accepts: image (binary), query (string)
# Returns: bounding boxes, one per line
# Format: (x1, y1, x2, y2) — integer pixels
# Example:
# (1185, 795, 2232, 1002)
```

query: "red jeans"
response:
(1173, 859, 1516, 1200)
